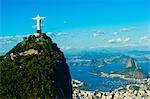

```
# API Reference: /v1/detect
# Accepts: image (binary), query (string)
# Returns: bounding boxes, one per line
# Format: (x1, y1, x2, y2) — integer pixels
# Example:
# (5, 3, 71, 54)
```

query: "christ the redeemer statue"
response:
(32, 15, 45, 33)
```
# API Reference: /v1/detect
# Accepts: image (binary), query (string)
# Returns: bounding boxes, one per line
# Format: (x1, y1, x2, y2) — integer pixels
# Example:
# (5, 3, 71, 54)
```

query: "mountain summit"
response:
(0, 33, 72, 98)
(126, 57, 137, 68)
(116, 57, 149, 79)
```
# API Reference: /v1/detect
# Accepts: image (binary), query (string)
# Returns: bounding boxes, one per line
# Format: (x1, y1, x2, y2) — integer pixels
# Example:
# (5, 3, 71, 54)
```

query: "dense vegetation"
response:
(0, 33, 72, 98)
(129, 85, 140, 91)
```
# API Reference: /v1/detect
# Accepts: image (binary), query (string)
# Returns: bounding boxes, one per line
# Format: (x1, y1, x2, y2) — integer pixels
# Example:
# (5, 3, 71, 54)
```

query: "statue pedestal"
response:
(33, 33, 41, 37)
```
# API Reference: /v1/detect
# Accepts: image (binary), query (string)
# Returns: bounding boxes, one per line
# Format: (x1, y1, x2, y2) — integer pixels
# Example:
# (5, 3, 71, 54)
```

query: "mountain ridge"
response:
(115, 57, 149, 79)
(0, 33, 72, 98)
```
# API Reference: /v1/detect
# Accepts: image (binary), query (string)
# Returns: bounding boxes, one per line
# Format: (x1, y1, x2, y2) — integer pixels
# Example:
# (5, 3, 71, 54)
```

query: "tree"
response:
(0, 33, 72, 98)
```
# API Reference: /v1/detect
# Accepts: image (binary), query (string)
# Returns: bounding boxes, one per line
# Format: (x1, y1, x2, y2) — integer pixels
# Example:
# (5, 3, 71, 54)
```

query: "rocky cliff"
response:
(0, 33, 72, 98)
(126, 57, 137, 68)
(116, 57, 149, 79)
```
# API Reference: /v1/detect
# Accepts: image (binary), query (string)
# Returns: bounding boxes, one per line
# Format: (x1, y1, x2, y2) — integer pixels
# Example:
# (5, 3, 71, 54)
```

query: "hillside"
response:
(0, 33, 72, 98)
(115, 57, 149, 79)
(115, 67, 148, 79)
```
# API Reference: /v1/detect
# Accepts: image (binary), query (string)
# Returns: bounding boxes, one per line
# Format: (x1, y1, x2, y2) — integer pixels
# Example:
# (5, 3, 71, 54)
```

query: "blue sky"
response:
(0, 0, 150, 53)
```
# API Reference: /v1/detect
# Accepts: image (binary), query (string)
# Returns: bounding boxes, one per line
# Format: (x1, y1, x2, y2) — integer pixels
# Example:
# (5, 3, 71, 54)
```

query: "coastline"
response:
(90, 71, 145, 81)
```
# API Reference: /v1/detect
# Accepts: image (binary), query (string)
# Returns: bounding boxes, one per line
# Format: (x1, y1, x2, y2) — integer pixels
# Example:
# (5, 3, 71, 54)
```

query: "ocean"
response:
(69, 63, 150, 92)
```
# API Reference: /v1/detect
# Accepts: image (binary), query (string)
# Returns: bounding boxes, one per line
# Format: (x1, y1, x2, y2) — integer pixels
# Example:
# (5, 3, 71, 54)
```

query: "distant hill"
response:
(126, 57, 137, 68)
(0, 33, 72, 98)
(115, 57, 149, 79)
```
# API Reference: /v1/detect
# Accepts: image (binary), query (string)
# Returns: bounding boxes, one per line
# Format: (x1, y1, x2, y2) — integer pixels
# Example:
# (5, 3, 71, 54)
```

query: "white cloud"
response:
(46, 32, 53, 35)
(0, 41, 13, 45)
(46, 32, 68, 37)
(108, 39, 115, 43)
(0, 34, 29, 45)
(89, 45, 110, 49)
(120, 28, 130, 32)
(119, 27, 135, 32)
(0, 32, 68, 45)
(108, 38, 130, 43)
(113, 32, 119, 35)
(92, 30, 104, 37)
(124, 38, 130, 42)
(113, 27, 135, 35)
(46, 32, 56, 37)
(60, 46, 72, 50)
(140, 36, 150, 41)
(56, 32, 68, 36)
